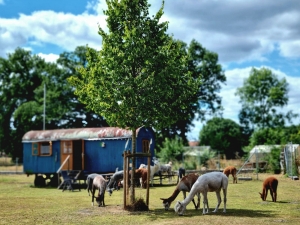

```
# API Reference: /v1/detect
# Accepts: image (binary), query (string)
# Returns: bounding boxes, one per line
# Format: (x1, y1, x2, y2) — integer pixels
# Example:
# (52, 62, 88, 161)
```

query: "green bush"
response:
(264, 147, 281, 174)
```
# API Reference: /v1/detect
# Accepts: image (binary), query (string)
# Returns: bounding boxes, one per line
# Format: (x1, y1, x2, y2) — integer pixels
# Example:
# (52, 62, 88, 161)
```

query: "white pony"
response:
(158, 161, 172, 182)
(174, 172, 228, 216)
(139, 157, 160, 186)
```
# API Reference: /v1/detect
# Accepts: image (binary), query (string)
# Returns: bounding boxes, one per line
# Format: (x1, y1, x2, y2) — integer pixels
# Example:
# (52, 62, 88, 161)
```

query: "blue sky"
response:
(1, 0, 300, 140)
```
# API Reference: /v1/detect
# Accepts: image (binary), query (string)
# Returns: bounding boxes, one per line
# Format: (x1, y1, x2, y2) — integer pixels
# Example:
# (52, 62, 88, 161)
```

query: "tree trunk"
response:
(130, 128, 137, 204)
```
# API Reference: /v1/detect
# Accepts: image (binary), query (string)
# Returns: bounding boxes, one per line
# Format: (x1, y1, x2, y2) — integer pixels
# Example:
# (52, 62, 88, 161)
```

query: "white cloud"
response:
(0, 3, 109, 57)
(187, 66, 300, 140)
(37, 53, 59, 63)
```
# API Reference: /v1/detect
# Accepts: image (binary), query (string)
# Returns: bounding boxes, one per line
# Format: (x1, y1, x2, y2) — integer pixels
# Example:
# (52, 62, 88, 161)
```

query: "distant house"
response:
(183, 145, 212, 157)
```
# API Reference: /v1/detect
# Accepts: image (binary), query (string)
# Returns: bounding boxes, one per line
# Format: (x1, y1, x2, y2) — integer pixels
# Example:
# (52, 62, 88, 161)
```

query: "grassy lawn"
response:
(0, 173, 299, 225)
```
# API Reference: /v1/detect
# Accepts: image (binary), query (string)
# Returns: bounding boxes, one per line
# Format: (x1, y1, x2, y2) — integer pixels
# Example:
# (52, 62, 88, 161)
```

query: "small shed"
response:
(249, 145, 281, 163)
(22, 127, 155, 177)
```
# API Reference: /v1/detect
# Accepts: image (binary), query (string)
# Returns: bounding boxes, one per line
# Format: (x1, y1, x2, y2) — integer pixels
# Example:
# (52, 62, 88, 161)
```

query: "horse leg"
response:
(265, 188, 269, 201)
(195, 192, 200, 209)
(213, 191, 221, 213)
(91, 188, 95, 206)
(270, 189, 274, 202)
(202, 192, 209, 214)
(222, 188, 227, 213)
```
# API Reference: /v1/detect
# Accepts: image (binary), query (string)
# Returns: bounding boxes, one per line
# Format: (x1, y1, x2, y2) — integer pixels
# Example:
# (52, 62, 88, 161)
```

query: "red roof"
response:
(22, 127, 135, 142)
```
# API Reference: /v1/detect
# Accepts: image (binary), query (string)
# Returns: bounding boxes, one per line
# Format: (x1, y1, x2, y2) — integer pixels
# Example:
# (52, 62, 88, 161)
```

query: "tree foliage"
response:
(69, 1, 200, 132)
(0, 48, 46, 159)
(157, 40, 226, 145)
(264, 147, 281, 174)
(249, 125, 300, 148)
(0, 47, 108, 160)
(199, 117, 243, 159)
(68, 0, 201, 203)
(236, 67, 298, 135)
(156, 137, 185, 163)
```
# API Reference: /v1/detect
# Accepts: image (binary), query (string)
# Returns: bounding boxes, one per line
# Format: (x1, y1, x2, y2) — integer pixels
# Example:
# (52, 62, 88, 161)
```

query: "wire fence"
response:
(284, 143, 298, 177)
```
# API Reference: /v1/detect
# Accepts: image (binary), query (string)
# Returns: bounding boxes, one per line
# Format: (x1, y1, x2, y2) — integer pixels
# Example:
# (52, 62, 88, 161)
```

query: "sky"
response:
(1, 0, 300, 140)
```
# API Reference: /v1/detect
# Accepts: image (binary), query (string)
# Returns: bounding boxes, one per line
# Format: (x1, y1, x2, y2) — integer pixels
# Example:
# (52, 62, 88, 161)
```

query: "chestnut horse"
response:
(259, 176, 278, 202)
(223, 166, 237, 184)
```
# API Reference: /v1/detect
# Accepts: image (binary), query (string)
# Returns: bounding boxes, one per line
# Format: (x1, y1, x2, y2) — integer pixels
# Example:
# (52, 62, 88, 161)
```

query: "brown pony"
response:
(132, 168, 148, 188)
(223, 166, 237, 183)
(259, 176, 278, 202)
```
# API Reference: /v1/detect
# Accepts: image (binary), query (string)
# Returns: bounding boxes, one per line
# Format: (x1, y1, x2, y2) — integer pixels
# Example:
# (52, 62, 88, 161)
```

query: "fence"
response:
(284, 143, 298, 178)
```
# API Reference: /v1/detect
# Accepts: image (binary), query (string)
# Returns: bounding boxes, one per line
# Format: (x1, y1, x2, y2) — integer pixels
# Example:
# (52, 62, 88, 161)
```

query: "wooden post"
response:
(123, 151, 127, 208)
(146, 156, 150, 206)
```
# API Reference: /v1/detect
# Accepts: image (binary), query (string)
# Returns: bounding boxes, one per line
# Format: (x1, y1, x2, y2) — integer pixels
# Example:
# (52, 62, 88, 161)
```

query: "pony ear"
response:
(176, 201, 181, 205)
(160, 198, 166, 200)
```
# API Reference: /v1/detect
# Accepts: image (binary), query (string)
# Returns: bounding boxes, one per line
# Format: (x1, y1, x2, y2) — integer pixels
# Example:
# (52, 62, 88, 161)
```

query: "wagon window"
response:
(62, 141, 72, 154)
(32, 142, 52, 156)
(32, 143, 39, 155)
(142, 140, 150, 153)
(40, 142, 52, 156)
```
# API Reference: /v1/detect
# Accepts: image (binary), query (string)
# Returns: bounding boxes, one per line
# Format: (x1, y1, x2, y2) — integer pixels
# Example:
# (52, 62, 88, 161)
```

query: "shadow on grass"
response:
(141, 208, 275, 219)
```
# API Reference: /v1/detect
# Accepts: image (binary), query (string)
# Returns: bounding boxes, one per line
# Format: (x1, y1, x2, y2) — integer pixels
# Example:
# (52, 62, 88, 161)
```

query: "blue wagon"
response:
(22, 127, 155, 186)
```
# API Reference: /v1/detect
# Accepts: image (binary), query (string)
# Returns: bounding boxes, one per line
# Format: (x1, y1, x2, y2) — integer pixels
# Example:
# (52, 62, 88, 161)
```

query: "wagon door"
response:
(60, 140, 84, 170)
(61, 141, 73, 170)
(73, 140, 83, 170)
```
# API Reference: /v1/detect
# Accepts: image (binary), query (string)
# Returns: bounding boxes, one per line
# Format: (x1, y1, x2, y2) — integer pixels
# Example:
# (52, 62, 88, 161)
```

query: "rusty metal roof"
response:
(22, 127, 136, 142)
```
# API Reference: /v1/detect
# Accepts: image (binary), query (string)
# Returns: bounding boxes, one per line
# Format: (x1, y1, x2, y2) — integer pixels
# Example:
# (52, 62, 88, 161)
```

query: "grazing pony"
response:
(86, 173, 100, 196)
(158, 161, 173, 182)
(174, 172, 228, 216)
(160, 173, 200, 210)
(223, 166, 237, 184)
(259, 176, 278, 202)
(134, 168, 148, 188)
(139, 157, 160, 186)
(106, 170, 124, 196)
(91, 175, 107, 207)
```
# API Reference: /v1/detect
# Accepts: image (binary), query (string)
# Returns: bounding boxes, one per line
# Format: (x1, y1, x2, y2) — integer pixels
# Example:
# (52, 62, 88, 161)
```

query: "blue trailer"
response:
(22, 127, 155, 186)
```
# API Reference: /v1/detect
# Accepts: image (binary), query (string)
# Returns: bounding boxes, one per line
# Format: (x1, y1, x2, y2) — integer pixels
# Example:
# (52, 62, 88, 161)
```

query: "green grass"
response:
(0, 173, 299, 225)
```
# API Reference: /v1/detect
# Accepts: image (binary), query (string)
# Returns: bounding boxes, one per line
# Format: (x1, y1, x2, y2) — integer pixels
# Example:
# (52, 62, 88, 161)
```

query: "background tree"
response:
(248, 128, 285, 147)
(156, 137, 185, 163)
(56, 46, 108, 128)
(0, 48, 45, 160)
(199, 117, 243, 159)
(0, 47, 108, 161)
(68, 0, 201, 203)
(157, 39, 226, 146)
(236, 67, 298, 136)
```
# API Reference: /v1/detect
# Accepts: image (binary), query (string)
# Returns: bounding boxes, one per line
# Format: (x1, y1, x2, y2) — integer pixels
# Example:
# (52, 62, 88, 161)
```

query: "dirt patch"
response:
(124, 198, 149, 211)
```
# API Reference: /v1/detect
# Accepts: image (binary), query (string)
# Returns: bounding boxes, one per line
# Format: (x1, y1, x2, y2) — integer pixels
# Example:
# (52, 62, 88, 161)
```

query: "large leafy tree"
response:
(56, 46, 108, 128)
(157, 137, 185, 163)
(0, 48, 45, 159)
(68, 0, 201, 203)
(157, 39, 226, 146)
(249, 125, 300, 147)
(0, 47, 108, 161)
(199, 117, 243, 159)
(236, 67, 298, 135)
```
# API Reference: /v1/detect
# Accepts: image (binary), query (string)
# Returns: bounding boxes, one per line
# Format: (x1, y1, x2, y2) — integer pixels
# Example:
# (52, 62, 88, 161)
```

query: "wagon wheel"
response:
(48, 173, 60, 187)
(34, 174, 46, 187)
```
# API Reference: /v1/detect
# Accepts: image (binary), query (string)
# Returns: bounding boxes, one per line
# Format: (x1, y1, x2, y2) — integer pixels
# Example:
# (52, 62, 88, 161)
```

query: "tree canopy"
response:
(199, 117, 243, 159)
(0, 47, 108, 160)
(69, 1, 200, 132)
(68, 0, 201, 203)
(158, 39, 226, 145)
(236, 67, 298, 134)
